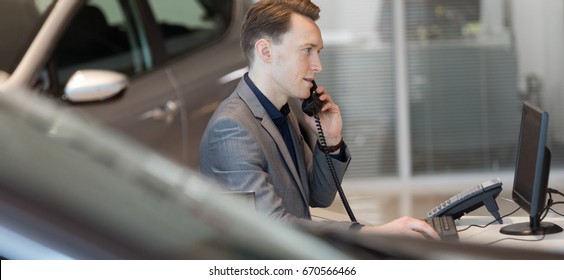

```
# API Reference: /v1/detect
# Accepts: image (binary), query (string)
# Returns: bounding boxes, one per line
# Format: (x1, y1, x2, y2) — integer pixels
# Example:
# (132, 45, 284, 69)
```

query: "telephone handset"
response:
(301, 81, 357, 223)
(426, 178, 503, 223)
(302, 80, 324, 117)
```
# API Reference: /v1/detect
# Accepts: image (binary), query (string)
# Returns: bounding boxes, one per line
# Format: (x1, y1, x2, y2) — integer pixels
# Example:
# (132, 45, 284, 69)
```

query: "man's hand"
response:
(359, 216, 441, 240)
(303, 85, 343, 147)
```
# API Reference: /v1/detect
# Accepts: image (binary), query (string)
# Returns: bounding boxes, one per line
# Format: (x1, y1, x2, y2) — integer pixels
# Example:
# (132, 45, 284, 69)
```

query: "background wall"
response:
(512, 0, 564, 142)
(310, 0, 564, 222)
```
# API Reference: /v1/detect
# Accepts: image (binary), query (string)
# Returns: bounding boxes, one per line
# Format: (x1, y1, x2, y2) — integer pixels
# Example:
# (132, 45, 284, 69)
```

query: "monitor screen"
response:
(500, 101, 562, 235)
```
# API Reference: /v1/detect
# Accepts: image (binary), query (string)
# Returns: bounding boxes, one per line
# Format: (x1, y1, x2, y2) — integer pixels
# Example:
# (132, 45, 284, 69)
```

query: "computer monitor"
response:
(500, 101, 563, 235)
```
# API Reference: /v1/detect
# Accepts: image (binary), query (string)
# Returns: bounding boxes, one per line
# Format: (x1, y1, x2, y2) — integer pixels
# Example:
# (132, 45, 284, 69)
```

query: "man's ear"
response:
(254, 39, 272, 63)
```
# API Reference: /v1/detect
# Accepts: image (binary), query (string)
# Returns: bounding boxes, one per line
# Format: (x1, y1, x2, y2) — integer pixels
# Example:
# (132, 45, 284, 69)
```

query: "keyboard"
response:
(425, 215, 459, 241)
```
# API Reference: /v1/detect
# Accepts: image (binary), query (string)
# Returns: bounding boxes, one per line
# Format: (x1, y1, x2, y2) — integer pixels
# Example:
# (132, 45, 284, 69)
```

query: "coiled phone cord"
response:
(314, 114, 357, 222)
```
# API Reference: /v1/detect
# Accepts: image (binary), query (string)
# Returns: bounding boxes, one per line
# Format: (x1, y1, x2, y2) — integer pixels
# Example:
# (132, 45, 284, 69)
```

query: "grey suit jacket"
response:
(199, 79, 357, 231)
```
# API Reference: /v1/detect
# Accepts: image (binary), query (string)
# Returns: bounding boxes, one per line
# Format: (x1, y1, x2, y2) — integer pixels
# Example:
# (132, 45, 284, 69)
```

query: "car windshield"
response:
(0, 0, 55, 77)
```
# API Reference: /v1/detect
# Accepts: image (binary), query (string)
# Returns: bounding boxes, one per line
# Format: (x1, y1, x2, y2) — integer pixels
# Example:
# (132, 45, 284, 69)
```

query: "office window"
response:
(316, 0, 397, 178)
(406, 0, 520, 174)
(316, 0, 564, 179)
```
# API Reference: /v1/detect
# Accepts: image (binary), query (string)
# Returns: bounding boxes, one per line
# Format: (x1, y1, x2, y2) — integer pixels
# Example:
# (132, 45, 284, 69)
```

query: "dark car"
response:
(0, 87, 350, 260)
(0, 0, 251, 169)
(2, 0, 563, 261)
(2, 87, 563, 260)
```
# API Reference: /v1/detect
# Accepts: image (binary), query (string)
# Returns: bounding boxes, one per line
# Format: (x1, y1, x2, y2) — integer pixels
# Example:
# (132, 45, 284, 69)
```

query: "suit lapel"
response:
(235, 80, 307, 201)
(287, 111, 309, 189)
(260, 118, 302, 182)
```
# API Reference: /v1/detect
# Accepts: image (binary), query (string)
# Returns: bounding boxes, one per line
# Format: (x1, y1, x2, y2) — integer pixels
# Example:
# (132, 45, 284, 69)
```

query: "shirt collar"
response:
(244, 73, 290, 120)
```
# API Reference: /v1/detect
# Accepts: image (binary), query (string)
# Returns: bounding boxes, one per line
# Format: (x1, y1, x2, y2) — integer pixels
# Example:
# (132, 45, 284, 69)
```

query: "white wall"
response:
(316, 0, 380, 32)
(316, 0, 384, 46)
(511, 0, 564, 141)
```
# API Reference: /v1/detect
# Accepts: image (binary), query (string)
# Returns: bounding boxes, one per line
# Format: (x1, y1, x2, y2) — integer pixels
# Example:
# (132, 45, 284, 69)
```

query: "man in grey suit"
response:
(199, 0, 439, 240)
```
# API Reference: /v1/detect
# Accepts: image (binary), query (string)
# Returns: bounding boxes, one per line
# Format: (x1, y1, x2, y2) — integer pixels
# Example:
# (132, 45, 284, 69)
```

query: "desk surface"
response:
(456, 216, 564, 254)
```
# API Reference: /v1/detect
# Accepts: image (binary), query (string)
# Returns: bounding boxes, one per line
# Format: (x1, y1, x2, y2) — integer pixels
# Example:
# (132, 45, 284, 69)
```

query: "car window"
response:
(0, 0, 54, 75)
(147, 0, 233, 58)
(52, 0, 145, 89)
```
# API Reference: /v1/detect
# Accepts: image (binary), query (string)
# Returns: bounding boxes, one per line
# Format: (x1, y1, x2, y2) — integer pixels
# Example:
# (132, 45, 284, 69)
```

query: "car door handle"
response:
(140, 100, 180, 124)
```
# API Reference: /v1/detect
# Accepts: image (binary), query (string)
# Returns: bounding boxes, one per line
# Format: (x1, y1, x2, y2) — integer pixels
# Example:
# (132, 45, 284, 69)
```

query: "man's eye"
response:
(304, 48, 312, 54)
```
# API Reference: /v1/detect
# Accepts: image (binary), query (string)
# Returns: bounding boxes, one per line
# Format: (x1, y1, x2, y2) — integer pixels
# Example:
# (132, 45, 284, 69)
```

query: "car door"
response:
(32, 0, 249, 169)
(42, 0, 185, 165)
(145, 0, 249, 168)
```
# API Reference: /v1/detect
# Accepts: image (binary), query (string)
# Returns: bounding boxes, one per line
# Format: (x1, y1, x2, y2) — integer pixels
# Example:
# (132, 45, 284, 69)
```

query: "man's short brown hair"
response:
(240, 0, 321, 64)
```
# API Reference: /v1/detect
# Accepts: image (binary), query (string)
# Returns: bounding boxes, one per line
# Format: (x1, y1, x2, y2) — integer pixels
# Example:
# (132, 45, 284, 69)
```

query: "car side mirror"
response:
(63, 69, 128, 103)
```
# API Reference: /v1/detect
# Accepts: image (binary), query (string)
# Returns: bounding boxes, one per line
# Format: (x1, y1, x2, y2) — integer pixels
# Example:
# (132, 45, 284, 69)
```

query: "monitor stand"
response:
(483, 195, 503, 224)
(500, 220, 563, 236)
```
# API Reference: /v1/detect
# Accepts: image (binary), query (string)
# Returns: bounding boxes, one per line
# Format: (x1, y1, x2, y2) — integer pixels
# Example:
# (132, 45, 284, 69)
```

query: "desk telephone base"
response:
(426, 178, 503, 223)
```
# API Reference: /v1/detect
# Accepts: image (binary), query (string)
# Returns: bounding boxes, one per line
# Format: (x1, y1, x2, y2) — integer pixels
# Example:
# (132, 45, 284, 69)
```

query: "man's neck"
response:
(248, 71, 288, 110)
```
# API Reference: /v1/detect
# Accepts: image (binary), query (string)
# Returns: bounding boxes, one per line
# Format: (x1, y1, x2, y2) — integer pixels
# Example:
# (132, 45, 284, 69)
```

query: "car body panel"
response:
(0, 88, 350, 260)
(0, 0, 251, 168)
